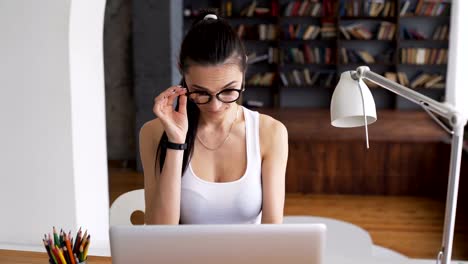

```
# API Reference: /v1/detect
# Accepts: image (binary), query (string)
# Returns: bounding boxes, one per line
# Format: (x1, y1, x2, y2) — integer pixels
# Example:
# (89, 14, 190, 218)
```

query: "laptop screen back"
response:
(110, 224, 326, 264)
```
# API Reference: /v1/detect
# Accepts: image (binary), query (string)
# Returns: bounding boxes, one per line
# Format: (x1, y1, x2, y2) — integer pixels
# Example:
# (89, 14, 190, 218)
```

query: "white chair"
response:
(109, 189, 145, 226)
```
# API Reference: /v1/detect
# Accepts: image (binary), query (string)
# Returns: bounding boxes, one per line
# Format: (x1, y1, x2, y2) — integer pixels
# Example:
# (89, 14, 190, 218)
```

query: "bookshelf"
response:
(183, 0, 451, 110)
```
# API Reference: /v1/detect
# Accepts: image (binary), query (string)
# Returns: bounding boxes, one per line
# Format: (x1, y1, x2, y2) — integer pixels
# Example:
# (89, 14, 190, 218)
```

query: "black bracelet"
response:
(163, 140, 187, 150)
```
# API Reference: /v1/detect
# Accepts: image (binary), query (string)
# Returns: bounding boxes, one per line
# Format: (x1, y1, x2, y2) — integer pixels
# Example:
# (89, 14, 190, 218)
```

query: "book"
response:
(410, 72, 432, 88)
(400, 0, 410, 16)
(425, 75, 444, 88)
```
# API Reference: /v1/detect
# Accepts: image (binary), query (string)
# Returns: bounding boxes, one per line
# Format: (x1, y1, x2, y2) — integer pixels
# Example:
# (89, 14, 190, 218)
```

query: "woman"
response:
(139, 11, 288, 225)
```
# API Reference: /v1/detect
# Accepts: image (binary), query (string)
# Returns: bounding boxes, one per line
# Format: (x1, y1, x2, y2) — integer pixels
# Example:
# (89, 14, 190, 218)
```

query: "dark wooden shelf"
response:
(399, 39, 449, 43)
(339, 63, 395, 67)
(340, 39, 395, 43)
(280, 16, 336, 19)
(280, 85, 334, 89)
(340, 16, 396, 20)
(397, 63, 448, 68)
(400, 15, 451, 19)
(279, 63, 336, 68)
(242, 39, 278, 44)
(279, 16, 335, 22)
(226, 16, 279, 22)
(412, 87, 446, 91)
(279, 38, 337, 42)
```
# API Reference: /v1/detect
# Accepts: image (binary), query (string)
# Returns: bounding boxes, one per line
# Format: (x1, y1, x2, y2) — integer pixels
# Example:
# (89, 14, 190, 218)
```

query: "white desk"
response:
(283, 216, 467, 264)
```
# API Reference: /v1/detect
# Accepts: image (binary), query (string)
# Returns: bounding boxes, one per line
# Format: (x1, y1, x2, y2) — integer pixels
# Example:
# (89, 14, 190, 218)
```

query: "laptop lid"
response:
(110, 224, 326, 264)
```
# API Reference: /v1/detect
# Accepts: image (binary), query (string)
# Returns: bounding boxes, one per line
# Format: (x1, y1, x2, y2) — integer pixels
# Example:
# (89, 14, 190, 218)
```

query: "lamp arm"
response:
(354, 65, 467, 264)
(354, 66, 466, 136)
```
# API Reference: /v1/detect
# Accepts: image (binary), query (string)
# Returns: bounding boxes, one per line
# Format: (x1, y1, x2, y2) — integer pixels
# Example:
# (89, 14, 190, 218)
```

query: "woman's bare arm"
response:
(139, 119, 185, 225)
(259, 115, 288, 224)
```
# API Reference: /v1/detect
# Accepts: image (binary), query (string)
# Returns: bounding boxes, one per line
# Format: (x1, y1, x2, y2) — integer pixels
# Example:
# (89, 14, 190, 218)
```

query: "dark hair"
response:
(156, 9, 247, 175)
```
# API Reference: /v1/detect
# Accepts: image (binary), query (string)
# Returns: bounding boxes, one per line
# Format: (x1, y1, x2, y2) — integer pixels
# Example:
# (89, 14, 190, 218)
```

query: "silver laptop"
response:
(110, 224, 326, 264)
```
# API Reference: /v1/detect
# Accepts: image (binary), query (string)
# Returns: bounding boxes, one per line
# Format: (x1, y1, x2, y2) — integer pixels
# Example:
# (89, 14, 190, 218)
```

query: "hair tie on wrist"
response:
(204, 14, 217, 20)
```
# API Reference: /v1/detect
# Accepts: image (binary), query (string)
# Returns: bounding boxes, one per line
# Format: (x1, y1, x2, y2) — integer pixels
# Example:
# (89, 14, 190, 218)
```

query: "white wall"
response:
(0, 0, 110, 256)
(446, 0, 468, 118)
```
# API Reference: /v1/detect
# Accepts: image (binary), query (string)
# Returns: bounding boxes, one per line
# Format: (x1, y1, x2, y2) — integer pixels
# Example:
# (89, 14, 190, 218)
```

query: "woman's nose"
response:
(207, 97, 223, 110)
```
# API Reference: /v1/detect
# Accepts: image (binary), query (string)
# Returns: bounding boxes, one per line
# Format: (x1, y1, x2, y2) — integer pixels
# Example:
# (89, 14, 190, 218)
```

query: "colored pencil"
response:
(51, 246, 63, 264)
(79, 244, 84, 262)
(42, 239, 55, 264)
(65, 233, 76, 264)
(53, 227, 59, 247)
(57, 246, 67, 264)
(73, 229, 82, 255)
(83, 236, 90, 261)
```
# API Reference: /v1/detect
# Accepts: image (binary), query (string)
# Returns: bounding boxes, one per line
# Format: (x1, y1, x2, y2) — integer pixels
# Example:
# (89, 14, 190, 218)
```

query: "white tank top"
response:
(180, 106, 262, 224)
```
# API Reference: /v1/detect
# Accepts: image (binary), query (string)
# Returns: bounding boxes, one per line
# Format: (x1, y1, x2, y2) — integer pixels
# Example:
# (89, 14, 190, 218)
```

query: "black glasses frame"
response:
(186, 87, 245, 105)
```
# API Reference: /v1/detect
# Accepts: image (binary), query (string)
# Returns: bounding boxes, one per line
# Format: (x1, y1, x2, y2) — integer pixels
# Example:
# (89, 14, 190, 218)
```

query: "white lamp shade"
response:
(331, 71, 377, 128)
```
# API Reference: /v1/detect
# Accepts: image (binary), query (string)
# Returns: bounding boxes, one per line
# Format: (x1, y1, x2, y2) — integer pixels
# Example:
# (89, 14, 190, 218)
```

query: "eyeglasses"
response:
(186, 87, 245, 104)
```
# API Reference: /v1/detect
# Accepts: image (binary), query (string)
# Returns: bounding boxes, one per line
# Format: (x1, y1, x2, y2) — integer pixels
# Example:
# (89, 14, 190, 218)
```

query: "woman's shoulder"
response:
(257, 112, 288, 152)
(258, 113, 287, 134)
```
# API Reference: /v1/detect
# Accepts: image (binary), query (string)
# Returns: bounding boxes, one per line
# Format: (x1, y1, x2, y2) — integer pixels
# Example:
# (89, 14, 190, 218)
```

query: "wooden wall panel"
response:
(260, 109, 452, 196)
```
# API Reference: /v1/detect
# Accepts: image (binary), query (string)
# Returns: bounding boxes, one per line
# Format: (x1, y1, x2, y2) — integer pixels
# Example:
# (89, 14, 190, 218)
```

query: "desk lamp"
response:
(330, 66, 467, 264)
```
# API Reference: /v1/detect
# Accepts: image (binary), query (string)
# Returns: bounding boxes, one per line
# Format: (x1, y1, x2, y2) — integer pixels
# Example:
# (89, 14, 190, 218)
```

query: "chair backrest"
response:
(109, 189, 145, 226)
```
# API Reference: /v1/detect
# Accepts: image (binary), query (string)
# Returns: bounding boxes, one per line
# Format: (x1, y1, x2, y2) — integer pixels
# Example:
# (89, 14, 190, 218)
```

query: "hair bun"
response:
(203, 14, 217, 20)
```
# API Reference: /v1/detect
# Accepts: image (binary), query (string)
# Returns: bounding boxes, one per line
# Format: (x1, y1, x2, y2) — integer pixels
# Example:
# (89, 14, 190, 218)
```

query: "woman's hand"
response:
(153, 85, 188, 143)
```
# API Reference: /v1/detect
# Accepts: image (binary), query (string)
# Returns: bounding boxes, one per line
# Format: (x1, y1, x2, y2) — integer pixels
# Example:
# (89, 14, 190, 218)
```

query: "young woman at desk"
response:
(139, 11, 288, 225)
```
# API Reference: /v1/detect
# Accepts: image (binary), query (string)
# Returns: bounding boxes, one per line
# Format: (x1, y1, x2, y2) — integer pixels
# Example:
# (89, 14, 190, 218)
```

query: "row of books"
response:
(340, 48, 394, 64)
(339, 0, 396, 17)
(247, 72, 276, 86)
(279, 70, 335, 87)
(282, 46, 335, 64)
(283, 24, 322, 40)
(400, 48, 448, 65)
(283, 0, 322, 16)
(397, 72, 444, 88)
(236, 24, 277, 40)
(239, 1, 279, 17)
(247, 47, 280, 64)
(321, 19, 337, 38)
(283, 24, 321, 40)
(364, 71, 444, 89)
(341, 48, 374, 64)
(400, 0, 450, 16)
(339, 22, 395, 40)
(283, 0, 323, 17)
(402, 25, 449, 40)
(282, 21, 336, 40)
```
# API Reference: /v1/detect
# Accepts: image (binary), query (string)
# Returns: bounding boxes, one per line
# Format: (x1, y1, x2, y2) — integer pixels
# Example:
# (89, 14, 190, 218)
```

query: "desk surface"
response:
(1, 249, 466, 264)
(0, 249, 111, 264)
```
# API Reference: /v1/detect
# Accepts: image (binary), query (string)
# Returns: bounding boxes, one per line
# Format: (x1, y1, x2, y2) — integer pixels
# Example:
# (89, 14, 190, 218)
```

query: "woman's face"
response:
(184, 63, 243, 116)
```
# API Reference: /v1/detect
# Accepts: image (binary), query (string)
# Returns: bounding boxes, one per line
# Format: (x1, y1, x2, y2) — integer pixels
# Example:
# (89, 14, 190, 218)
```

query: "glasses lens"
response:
(218, 89, 241, 103)
(188, 92, 211, 104)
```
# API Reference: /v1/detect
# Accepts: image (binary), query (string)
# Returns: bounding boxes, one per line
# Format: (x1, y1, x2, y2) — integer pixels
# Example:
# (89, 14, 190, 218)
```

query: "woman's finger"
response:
(160, 85, 183, 99)
(165, 88, 185, 107)
(153, 85, 182, 104)
(178, 92, 188, 116)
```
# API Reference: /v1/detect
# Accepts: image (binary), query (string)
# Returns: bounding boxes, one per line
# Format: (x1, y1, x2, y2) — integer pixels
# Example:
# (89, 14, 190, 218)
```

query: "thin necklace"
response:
(197, 105, 239, 151)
